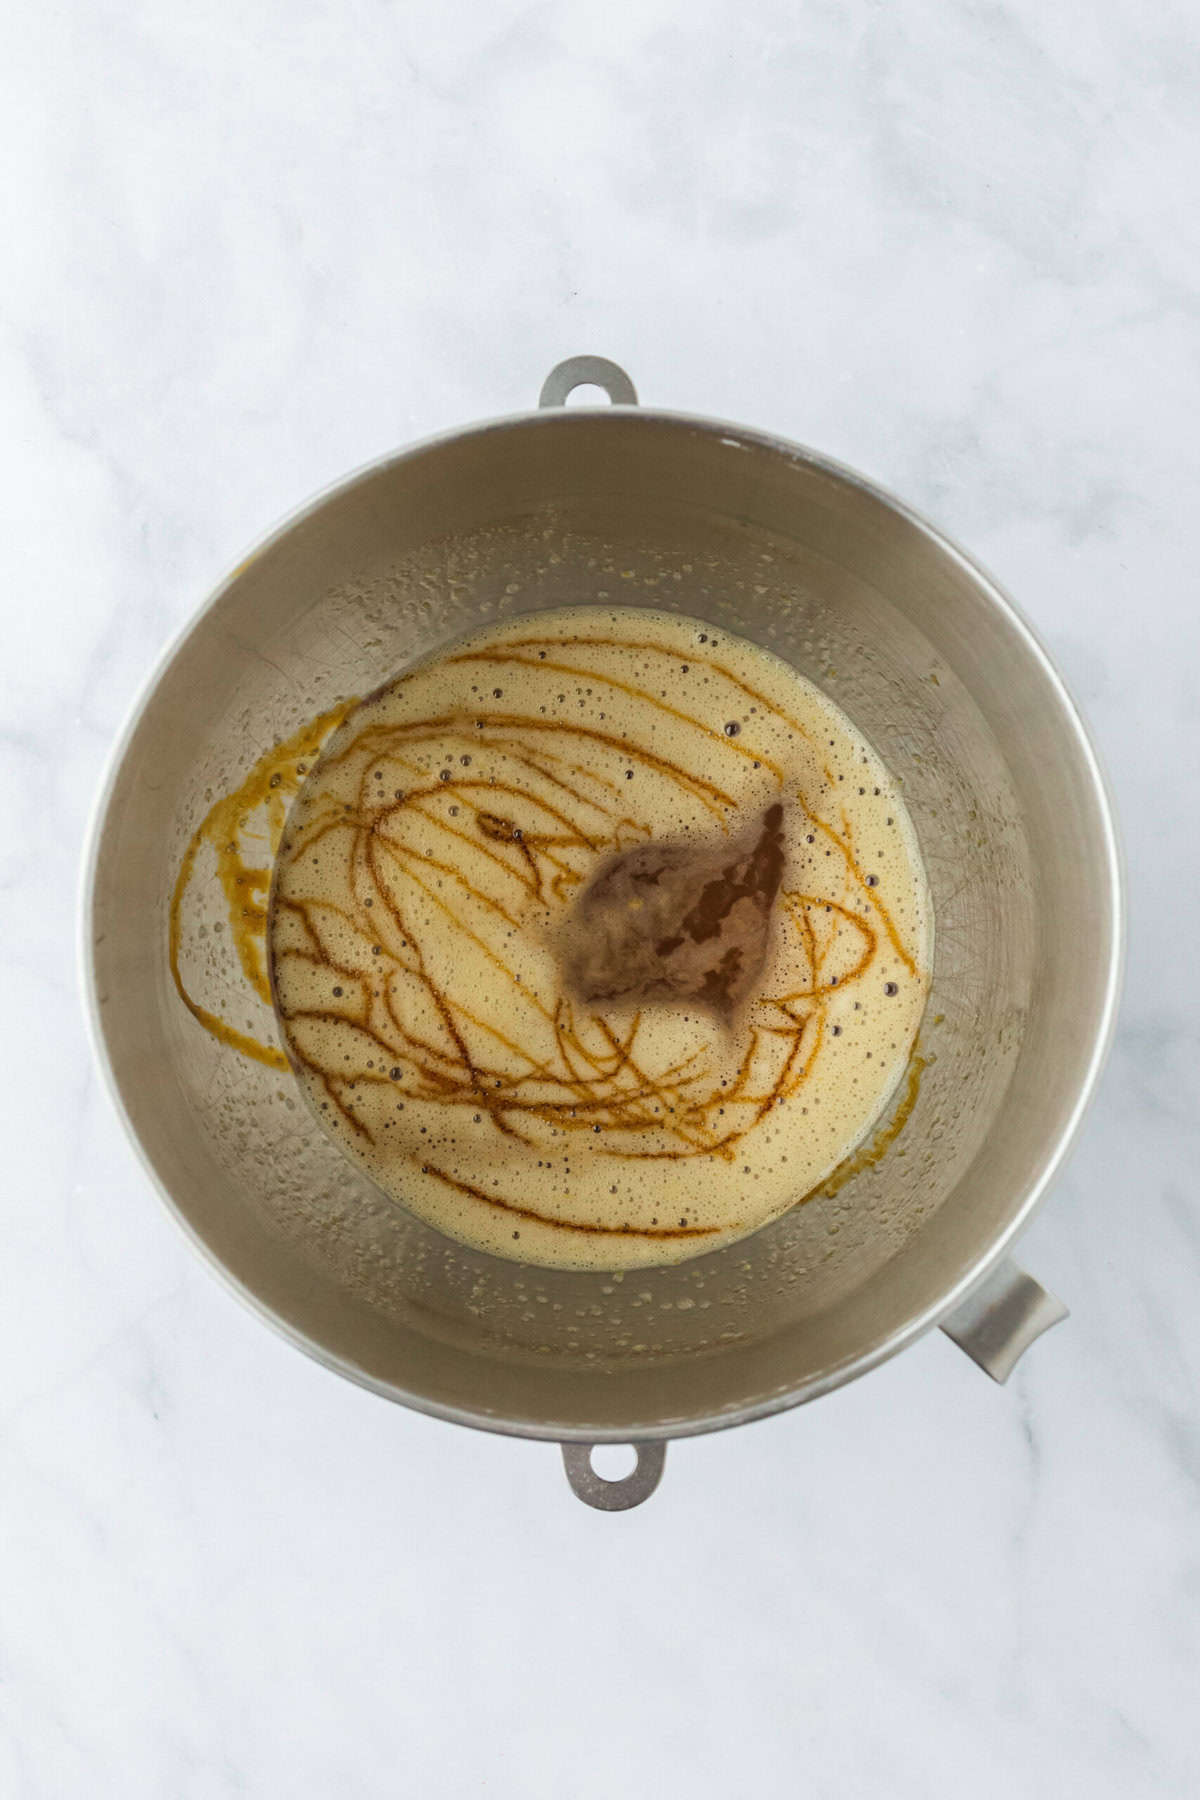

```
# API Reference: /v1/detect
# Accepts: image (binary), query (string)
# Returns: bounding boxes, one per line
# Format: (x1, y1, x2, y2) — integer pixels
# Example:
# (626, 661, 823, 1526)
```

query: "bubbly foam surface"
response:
(268, 608, 932, 1269)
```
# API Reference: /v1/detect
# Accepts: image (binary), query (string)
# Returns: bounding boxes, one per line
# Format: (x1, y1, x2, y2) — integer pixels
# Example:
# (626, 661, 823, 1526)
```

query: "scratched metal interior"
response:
(89, 411, 1115, 1438)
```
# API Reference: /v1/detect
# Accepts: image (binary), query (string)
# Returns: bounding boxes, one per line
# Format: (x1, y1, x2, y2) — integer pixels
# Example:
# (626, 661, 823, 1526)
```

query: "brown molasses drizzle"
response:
(266, 636, 925, 1242)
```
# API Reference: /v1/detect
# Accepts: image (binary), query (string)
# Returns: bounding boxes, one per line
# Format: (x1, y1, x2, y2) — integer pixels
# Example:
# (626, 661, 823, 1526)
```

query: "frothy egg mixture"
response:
(267, 608, 932, 1269)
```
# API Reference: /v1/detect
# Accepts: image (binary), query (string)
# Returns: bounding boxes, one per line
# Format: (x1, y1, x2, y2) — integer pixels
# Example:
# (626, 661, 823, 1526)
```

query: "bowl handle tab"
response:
(560, 1441, 666, 1510)
(940, 1258, 1068, 1383)
(539, 356, 638, 409)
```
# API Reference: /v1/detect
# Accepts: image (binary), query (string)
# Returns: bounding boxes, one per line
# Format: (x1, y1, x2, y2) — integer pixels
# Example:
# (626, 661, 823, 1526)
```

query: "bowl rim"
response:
(79, 402, 1126, 1443)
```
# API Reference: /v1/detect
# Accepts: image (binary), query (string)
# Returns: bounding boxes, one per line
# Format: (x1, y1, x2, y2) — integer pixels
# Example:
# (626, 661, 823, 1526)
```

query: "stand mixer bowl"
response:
(84, 358, 1122, 1508)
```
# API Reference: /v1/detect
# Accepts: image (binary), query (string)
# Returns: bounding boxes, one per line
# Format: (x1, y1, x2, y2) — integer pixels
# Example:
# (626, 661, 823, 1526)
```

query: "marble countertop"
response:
(3, 2, 1198, 1794)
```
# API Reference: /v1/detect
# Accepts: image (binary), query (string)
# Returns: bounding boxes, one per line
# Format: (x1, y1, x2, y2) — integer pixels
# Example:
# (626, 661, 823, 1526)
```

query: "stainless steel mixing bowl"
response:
(84, 357, 1122, 1509)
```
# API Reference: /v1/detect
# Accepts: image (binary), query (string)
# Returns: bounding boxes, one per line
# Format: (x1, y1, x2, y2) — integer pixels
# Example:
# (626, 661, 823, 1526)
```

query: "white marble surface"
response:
(3, 1, 1198, 1793)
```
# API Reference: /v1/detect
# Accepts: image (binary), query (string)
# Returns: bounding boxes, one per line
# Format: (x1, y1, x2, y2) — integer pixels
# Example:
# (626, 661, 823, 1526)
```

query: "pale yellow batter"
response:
(268, 608, 932, 1268)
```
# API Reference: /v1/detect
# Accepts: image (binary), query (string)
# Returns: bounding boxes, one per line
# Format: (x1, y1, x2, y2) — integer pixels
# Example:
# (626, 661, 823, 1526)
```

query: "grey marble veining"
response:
(2, 1, 1198, 1794)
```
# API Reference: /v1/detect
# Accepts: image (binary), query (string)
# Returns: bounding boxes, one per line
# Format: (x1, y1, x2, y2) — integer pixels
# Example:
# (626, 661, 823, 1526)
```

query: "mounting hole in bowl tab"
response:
(560, 1440, 666, 1510)
(591, 1444, 638, 1480)
(562, 384, 612, 406)
(539, 355, 638, 409)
